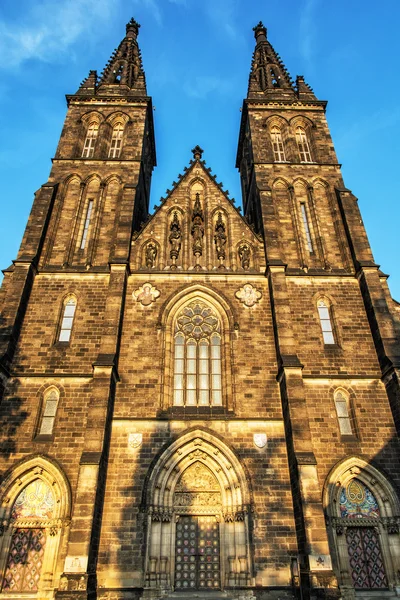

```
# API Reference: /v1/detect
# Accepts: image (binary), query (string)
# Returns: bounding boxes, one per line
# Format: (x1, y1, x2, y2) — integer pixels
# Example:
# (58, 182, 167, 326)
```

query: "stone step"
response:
(162, 593, 233, 600)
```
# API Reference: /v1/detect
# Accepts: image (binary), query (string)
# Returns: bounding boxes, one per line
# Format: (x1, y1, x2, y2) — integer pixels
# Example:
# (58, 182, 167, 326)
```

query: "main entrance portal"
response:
(175, 515, 220, 591)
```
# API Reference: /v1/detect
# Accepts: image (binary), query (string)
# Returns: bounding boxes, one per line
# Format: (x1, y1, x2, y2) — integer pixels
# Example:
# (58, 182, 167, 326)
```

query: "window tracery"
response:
(173, 301, 222, 407)
(296, 126, 312, 163)
(108, 121, 124, 158)
(82, 121, 99, 158)
(270, 126, 286, 162)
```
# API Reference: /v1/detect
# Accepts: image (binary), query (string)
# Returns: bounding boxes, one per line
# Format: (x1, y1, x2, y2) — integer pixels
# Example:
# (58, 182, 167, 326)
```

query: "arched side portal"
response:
(0, 456, 71, 596)
(143, 429, 252, 592)
(324, 457, 400, 597)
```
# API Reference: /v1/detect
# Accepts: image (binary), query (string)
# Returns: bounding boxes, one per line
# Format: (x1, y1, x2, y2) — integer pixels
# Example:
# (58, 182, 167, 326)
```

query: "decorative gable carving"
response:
(131, 158, 264, 273)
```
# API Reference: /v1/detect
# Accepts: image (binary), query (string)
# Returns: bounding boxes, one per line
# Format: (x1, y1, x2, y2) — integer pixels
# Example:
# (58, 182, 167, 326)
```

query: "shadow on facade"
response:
(100, 425, 300, 600)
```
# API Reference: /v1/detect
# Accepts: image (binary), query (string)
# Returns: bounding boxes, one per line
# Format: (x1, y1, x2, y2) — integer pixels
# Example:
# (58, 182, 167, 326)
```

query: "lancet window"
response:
(58, 296, 77, 342)
(296, 126, 312, 163)
(270, 126, 286, 162)
(80, 199, 93, 249)
(334, 390, 352, 435)
(317, 298, 335, 345)
(109, 121, 124, 158)
(38, 388, 59, 436)
(82, 121, 99, 158)
(173, 301, 222, 407)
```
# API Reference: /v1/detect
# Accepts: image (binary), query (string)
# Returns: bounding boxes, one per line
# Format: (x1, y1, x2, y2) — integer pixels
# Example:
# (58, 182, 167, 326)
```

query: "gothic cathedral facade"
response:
(0, 19, 400, 600)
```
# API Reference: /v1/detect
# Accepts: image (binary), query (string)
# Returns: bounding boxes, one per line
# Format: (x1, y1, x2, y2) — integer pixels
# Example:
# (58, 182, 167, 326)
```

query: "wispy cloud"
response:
(183, 75, 232, 99)
(168, 0, 188, 6)
(335, 107, 400, 150)
(203, 0, 240, 41)
(299, 0, 319, 69)
(0, 0, 115, 68)
(132, 0, 163, 25)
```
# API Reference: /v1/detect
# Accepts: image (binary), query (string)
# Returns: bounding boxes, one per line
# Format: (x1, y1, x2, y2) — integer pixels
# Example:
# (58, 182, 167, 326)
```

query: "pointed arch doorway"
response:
(144, 430, 252, 592)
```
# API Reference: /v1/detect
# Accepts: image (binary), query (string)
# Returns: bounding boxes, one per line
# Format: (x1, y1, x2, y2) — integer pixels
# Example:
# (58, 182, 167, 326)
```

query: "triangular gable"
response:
(131, 152, 264, 273)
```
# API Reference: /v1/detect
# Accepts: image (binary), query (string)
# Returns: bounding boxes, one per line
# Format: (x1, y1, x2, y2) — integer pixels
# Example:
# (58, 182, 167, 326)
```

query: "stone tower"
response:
(0, 19, 400, 600)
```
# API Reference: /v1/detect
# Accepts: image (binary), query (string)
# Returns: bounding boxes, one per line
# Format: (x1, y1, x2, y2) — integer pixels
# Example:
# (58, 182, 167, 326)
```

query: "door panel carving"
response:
(175, 515, 220, 590)
(346, 527, 388, 589)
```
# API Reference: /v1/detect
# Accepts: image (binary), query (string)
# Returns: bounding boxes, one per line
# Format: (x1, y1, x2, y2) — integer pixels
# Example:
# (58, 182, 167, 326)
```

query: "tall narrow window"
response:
(334, 390, 352, 435)
(80, 200, 93, 249)
(109, 122, 124, 158)
(296, 126, 312, 163)
(38, 389, 59, 436)
(271, 126, 286, 162)
(82, 121, 99, 158)
(58, 296, 77, 342)
(317, 299, 335, 345)
(300, 202, 313, 252)
(173, 301, 222, 407)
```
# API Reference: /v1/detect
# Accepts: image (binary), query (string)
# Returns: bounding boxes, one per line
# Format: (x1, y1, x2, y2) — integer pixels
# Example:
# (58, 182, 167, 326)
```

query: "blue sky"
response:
(0, 0, 399, 299)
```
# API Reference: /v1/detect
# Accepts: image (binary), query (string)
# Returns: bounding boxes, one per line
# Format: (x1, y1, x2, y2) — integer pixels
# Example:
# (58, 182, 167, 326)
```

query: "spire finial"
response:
(191, 145, 204, 160)
(253, 21, 267, 43)
(126, 18, 140, 38)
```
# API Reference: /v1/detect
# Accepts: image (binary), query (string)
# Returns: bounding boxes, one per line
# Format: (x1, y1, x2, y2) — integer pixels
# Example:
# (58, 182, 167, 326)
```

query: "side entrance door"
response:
(346, 527, 388, 589)
(175, 515, 220, 591)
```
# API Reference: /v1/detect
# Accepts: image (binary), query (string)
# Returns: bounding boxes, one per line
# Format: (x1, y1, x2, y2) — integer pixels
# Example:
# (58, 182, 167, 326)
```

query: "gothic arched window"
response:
(58, 296, 77, 342)
(317, 298, 335, 345)
(108, 121, 124, 158)
(38, 388, 59, 436)
(82, 121, 99, 158)
(173, 301, 222, 407)
(295, 126, 312, 163)
(334, 389, 352, 435)
(270, 126, 286, 162)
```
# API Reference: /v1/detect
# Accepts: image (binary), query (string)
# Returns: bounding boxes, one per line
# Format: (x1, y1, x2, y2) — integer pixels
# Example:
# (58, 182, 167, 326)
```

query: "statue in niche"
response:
(145, 242, 157, 268)
(169, 211, 182, 268)
(238, 242, 251, 270)
(191, 193, 204, 260)
(214, 212, 227, 263)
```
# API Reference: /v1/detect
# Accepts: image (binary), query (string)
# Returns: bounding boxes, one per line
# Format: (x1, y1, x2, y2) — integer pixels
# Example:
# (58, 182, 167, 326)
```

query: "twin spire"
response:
(248, 21, 317, 101)
(75, 19, 317, 102)
(76, 18, 147, 97)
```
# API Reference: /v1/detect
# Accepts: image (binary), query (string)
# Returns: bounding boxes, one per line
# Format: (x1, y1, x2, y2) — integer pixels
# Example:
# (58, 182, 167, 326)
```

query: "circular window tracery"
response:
(176, 302, 220, 339)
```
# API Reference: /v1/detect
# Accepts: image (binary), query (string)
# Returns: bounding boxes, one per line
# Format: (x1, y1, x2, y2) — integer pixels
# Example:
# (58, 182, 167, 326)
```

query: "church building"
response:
(1, 18, 400, 600)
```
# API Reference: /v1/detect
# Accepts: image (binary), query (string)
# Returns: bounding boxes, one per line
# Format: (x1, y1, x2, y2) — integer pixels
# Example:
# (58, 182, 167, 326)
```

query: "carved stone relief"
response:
(133, 282, 160, 306)
(145, 242, 157, 268)
(235, 283, 262, 307)
(238, 242, 251, 270)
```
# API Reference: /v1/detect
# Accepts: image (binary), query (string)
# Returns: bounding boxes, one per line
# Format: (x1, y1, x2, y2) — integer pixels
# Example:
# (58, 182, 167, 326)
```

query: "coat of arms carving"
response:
(128, 433, 143, 449)
(253, 433, 267, 448)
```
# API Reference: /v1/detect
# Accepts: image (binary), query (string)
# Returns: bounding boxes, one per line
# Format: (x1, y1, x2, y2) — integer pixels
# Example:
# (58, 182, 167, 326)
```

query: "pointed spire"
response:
(247, 22, 295, 99)
(75, 70, 97, 96)
(296, 75, 317, 101)
(97, 18, 147, 96)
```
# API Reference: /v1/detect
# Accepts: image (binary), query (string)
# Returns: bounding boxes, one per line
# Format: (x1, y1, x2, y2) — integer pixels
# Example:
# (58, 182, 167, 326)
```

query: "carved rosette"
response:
(235, 283, 262, 307)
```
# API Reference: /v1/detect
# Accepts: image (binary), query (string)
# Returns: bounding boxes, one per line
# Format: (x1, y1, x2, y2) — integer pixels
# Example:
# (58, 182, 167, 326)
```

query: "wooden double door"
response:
(346, 527, 388, 589)
(175, 515, 220, 591)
